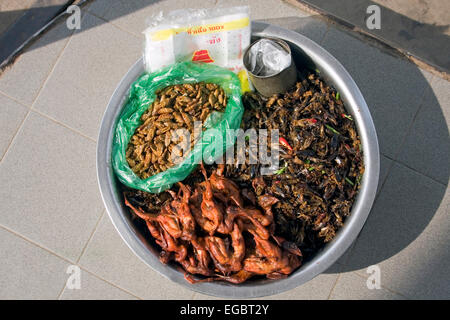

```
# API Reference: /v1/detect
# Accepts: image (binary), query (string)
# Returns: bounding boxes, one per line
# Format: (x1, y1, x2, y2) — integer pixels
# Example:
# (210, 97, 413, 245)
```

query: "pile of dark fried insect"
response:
(230, 72, 364, 258)
(124, 164, 302, 284)
(126, 82, 227, 179)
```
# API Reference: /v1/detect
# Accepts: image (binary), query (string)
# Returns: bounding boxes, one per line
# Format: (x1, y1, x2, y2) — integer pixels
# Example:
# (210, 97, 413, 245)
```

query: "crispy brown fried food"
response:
(126, 83, 227, 178)
(206, 223, 245, 274)
(257, 195, 279, 220)
(161, 228, 187, 262)
(169, 183, 196, 240)
(243, 250, 300, 276)
(200, 163, 224, 235)
(124, 196, 159, 221)
(216, 270, 253, 284)
(254, 236, 282, 259)
(209, 164, 244, 207)
(123, 163, 302, 284)
(227, 74, 364, 258)
(191, 237, 211, 271)
(228, 206, 270, 240)
(190, 203, 217, 234)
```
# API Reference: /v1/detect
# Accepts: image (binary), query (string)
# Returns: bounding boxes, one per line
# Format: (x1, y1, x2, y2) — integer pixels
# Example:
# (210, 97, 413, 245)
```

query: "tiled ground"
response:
(296, 0, 450, 72)
(0, 1, 36, 35)
(0, 0, 448, 300)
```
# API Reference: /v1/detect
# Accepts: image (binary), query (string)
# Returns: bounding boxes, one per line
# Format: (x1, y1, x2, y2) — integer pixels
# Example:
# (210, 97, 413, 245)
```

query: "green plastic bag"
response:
(112, 61, 243, 193)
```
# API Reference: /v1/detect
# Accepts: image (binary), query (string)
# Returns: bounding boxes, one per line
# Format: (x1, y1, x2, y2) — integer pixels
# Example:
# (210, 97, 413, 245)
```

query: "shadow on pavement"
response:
(0, 1, 76, 65)
(4, 0, 450, 73)
(312, 16, 449, 298)
(0, 0, 161, 66)
(297, 0, 450, 72)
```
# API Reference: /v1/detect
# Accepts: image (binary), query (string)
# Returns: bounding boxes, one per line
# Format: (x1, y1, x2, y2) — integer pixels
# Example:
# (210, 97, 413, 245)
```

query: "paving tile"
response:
(87, 0, 219, 37)
(321, 27, 433, 158)
(216, 0, 311, 20)
(256, 15, 328, 45)
(0, 111, 103, 261)
(84, 0, 117, 18)
(330, 272, 405, 300)
(378, 154, 393, 194)
(33, 12, 142, 140)
(263, 273, 338, 299)
(397, 76, 450, 185)
(192, 272, 338, 300)
(0, 227, 69, 299)
(344, 162, 450, 299)
(79, 214, 196, 300)
(0, 17, 74, 106)
(0, 0, 35, 35)
(0, 93, 28, 158)
(87, 0, 311, 38)
(60, 269, 137, 300)
(297, 0, 450, 73)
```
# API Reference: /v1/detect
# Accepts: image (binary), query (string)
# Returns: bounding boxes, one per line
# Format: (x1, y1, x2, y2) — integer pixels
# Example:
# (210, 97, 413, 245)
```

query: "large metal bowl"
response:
(97, 22, 380, 298)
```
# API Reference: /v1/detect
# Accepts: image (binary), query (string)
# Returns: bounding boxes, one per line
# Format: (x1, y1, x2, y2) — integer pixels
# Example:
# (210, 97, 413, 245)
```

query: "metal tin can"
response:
(243, 37, 297, 96)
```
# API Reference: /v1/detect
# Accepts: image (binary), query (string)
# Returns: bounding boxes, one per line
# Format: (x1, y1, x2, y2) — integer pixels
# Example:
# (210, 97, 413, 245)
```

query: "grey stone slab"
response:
(295, 0, 450, 72)
(32, 12, 142, 140)
(84, 0, 115, 18)
(330, 272, 405, 300)
(216, 0, 311, 20)
(256, 15, 329, 45)
(0, 1, 73, 67)
(78, 214, 196, 300)
(193, 272, 338, 300)
(397, 76, 450, 185)
(0, 93, 27, 158)
(262, 272, 338, 299)
(0, 15, 74, 106)
(373, 0, 449, 29)
(0, 111, 104, 261)
(0, 227, 69, 299)
(343, 162, 450, 299)
(321, 26, 433, 158)
(378, 154, 393, 194)
(0, 0, 35, 35)
(60, 269, 138, 300)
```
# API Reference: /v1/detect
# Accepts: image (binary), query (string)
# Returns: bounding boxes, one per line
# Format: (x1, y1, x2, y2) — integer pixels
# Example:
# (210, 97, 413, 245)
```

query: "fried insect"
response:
(228, 73, 364, 258)
(126, 83, 227, 178)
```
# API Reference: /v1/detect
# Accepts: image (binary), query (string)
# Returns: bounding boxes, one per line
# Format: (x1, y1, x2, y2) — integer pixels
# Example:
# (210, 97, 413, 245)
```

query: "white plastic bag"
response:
(143, 6, 250, 74)
(247, 39, 291, 76)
